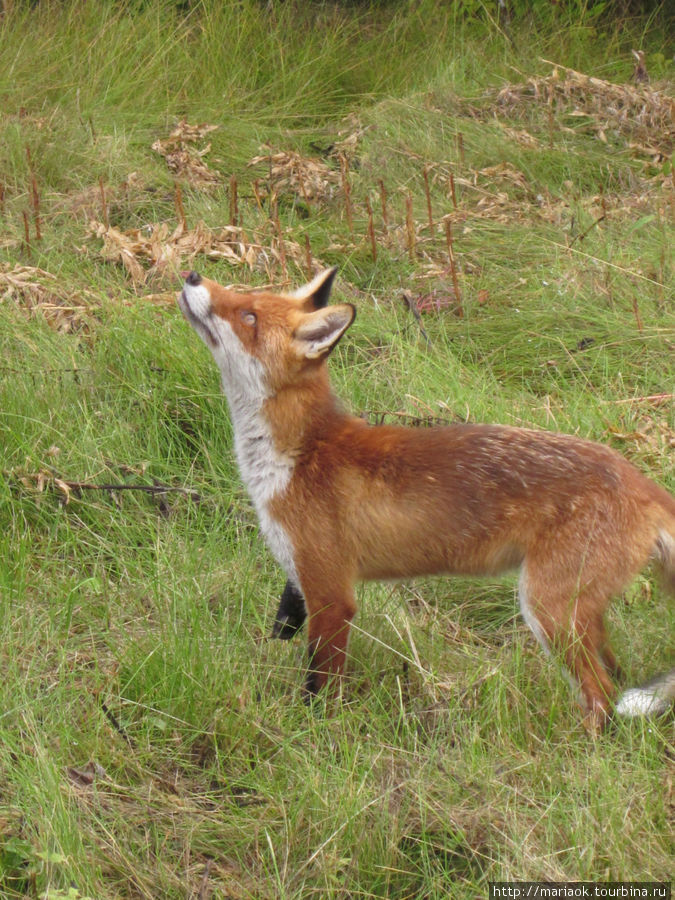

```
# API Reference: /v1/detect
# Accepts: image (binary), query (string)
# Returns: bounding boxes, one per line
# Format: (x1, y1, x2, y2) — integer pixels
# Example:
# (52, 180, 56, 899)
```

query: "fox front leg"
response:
(271, 579, 307, 639)
(303, 588, 357, 700)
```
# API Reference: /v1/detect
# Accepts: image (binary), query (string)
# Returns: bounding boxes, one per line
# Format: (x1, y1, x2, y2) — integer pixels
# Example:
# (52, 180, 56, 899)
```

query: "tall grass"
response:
(0, 1, 673, 897)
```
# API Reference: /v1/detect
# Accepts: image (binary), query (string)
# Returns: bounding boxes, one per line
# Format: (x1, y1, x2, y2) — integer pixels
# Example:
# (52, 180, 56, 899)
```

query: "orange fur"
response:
(179, 269, 675, 728)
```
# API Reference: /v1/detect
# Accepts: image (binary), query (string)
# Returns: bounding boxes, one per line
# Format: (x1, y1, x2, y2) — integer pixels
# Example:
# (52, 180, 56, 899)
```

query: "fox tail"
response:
(615, 524, 675, 718)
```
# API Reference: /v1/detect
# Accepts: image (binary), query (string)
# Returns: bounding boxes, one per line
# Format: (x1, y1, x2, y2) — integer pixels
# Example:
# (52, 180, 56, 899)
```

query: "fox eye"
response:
(241, 310, 257, 327)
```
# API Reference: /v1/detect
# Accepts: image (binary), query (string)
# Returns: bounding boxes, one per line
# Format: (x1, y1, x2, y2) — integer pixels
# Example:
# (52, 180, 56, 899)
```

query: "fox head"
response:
(178, 268, 355, 407)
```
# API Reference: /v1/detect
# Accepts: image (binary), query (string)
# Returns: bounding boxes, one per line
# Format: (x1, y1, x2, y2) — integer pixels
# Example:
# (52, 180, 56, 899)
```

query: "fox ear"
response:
(289, 266, 338, 310)
(293, 304, 355, 359)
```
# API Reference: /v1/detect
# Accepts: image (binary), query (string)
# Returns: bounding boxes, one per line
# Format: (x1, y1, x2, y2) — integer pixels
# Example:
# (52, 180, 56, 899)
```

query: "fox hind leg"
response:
(519, 564, 617, 729)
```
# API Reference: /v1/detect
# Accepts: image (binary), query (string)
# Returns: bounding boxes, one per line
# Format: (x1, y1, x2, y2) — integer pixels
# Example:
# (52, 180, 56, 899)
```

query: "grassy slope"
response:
(0, 2, 673, 897)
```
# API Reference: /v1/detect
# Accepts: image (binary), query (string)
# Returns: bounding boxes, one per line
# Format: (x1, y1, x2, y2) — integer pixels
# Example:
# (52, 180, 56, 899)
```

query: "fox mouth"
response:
(179, 286, 219, 348)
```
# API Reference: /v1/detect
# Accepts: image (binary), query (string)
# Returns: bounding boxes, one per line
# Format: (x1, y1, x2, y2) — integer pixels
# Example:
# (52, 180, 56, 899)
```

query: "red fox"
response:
(178, 267, 675, 729)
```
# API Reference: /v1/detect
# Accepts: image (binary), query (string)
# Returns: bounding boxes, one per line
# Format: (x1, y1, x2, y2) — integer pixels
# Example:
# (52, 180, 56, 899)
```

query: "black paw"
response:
(272, 614, 305, 640)
(271, 580, 306, 640)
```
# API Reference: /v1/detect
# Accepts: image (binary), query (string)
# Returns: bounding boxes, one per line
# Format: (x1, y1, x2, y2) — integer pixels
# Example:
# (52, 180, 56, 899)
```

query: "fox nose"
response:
(184, 271, 202, 286)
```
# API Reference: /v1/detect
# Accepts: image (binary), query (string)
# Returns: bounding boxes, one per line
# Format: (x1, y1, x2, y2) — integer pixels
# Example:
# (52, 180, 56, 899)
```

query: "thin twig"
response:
(174, 181, 186, 230)
(401, 291, 432, 348)
(304, 234, 313, 279)
(422, 165, 434, 235)
(600, 393, 673, 405)
(543, 240, 665, 286)
(100, 700, 136, 748)
(444, 218, 463, 318)
(31, 173, 42, 240)
(229, 174, 238, 227)
(449, 171, 457, 209)
(365, 196, 377, 262)
(22, 209, 31, 253)
(568, 214, 605, 247)
(197, 859, 213, 900)
(26, 146, 41, 240)
(457, 668, 499, 709)
(456, 132, 465, 166)
(0, 365, 94, 375)
(62, 480, 201, 501)
(378, 179, 389, 239)
(11, 471, 201, 502)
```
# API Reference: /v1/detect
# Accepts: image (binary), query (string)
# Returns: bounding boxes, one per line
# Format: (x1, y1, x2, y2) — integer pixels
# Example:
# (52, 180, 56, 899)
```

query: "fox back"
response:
(179, 268, 675, 730)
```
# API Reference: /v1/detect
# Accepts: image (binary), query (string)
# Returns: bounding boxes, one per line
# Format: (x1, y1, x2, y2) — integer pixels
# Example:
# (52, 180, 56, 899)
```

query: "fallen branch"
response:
(63, 480, 201, 500)
(9, 469, 201, 505)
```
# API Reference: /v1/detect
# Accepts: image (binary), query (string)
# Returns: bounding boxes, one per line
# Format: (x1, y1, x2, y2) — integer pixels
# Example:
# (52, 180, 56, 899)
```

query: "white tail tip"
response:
(615, 687, 670, 717)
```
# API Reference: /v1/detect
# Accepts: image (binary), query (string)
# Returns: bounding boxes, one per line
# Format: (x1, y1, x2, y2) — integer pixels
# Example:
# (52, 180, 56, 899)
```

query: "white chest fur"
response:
(230, 405, 299, 584)
(180, 279, 299, 583)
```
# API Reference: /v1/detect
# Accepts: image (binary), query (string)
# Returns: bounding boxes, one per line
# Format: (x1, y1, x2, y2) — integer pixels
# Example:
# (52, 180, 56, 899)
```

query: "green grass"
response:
(0, 1, 673, 897)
